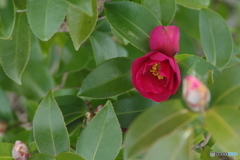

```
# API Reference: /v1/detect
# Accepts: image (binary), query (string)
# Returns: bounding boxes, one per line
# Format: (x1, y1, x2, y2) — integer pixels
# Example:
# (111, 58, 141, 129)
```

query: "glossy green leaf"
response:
(200, 9, 233, 69)
(0, 0, 15, 39)
(53, 88, 79, 97)
(0, 12, 30, 85)
(13, 0, 27, 10)
(0, 143, 13, 160)
(33, 91, 69, 156)
(76, 101, 122, 160)
(200, 146, 218, 160)
(210, 65, 240, 108)
(90, 31, 119, 65)
(67, 0, 97, 50)
(175, 54, 220, 81)
(27, 0, 67, 41)
(143, 0, 176, 26)
(58, 46, 89, 75)
(124, 100, 196, 159)
(114, 149, 123, 160)
(78, 57, 133, 99)
(116, 45, 128, 57)
(66, 0, 93, 16)
(176, 0, 209, 9)
(178, 30, 196, 55)
(111, 27, 128, 45)
(104, 1, 161, 52)
(0, 88, 13, 121)
(126, 44, 145, 59)
(17, 34, 54, 100)
(205, 107, 240, 154)
(113, 95, 157, 128)
(56, 152, 85, 160)
(29, 153, 55, 160)
(175, 6, 199, 38)
(55, 95, 88, 125)
(143, 128, 194, 160)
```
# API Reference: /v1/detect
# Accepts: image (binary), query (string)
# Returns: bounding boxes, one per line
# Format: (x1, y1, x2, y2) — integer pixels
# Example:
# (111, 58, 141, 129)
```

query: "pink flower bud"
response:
(182, 76, 210, 112)
(12, 141, 30, 160)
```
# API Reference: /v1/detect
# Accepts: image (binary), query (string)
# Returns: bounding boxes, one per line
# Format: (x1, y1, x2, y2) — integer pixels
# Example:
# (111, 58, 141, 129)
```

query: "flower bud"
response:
(182, 76, 210, 112)
(0, 121, 7, 137)
(12, 140, 30, 160)
(93, 105, 104, 115)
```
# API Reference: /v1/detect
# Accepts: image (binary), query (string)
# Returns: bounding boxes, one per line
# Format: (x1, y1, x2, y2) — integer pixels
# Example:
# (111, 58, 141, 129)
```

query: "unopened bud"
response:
(12, 140, 30, 160)
(94, 105, 104, 115)
(0, 121, 7, 137)
(182, 76, 210, 112)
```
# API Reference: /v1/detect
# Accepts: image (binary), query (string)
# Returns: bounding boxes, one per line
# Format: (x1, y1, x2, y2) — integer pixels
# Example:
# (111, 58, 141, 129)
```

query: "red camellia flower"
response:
(131, 26, 181, 102)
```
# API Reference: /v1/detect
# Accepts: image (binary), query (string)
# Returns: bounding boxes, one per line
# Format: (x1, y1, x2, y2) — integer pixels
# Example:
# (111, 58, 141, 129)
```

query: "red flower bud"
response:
(12, 141, 30, 160)
(182, 76, 210, 112)
(150, 26, 180, 57)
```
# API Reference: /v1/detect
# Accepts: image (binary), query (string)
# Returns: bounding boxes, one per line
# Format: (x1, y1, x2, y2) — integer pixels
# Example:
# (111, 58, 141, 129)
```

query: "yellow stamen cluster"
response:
(150, 63, 164, 79)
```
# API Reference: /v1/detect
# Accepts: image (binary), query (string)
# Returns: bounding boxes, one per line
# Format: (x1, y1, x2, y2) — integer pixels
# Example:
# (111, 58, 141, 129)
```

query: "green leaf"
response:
(90, 31, 119, 65)
(33, 91, 69, 156)
(113, 95, 157, 128)
(66, 0, 93, 16)
(124, 100, 196, 159)
(176, 0, 210, 9)
(143, 0, 176, 26)
(111, 27, 129, 45)
(0, 143, 13, 160)
(205, 107, 240, 154)
(78, 57, 133, 99)
(55, 95, 88, 125)
(17, 34, 54, 100)
(27, 0, 67, 41)
(175, 54, 220, 81)
(200, 8, 233, 69)
(76, 101, 122, 160)
(56, 152, 85, 160)
(116, 45, 128, 57)
(58, 45, 89, 75)
(143, 128, 194, 160)
(67, 0, 97, 50)
(175, 6, 199, 39)
(0, 12, 30, 85)
(13, 0, 27, 10)
(200, 146, 218, 160)
(104, 1, 161, 52)
(210, 65, 240, 108)
(0, 0, 15, 39)
(0, 88, 13, 121)
(29, 153, 55, 160)
(126, 44, 145, 59)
